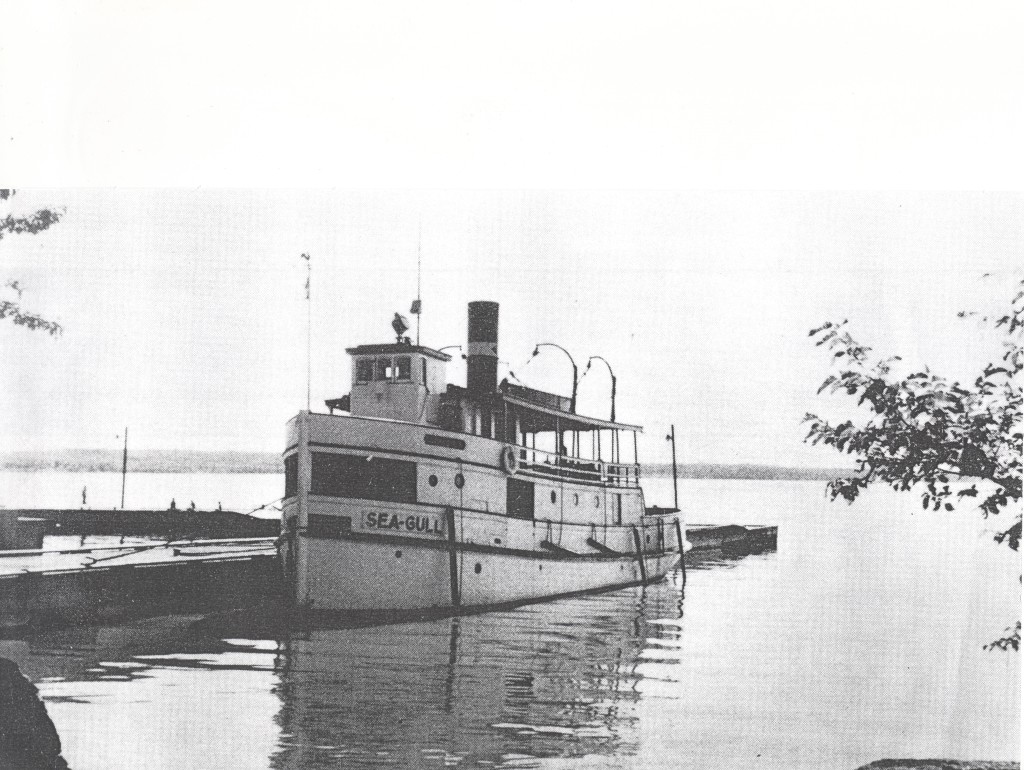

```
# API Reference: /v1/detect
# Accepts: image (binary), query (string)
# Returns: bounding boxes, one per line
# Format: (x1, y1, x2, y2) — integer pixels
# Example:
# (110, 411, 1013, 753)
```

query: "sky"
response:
(1, 2, 1021, 466)
(2, 1, 1021, 189)
(2, 189, 1020, 466)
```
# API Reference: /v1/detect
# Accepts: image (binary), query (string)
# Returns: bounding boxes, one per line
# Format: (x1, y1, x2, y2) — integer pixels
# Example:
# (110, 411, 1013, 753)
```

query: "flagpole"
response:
(301, 253, 311, 412)
(120, 426, 128, 510)
(415, 223, 422, 346)
(669, 424, 678, 510)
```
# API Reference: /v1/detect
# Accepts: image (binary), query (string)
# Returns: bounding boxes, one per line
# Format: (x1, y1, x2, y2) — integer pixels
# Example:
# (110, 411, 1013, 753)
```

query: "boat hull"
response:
(296, 533, 679, 612)
(280, 411, 685, 614)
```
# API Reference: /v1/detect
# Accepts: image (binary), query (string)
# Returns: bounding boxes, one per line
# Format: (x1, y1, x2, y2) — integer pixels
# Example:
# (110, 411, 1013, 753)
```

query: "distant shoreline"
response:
(644, 463, 854, 481)
(0, 450, 855, 481)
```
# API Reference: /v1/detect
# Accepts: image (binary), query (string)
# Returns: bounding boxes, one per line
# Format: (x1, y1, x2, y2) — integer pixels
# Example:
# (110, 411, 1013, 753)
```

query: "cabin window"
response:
(284, 455, 298, 498)
(355, 358, 374, 383)
(306, 514, 351, 538)
(425, 435, 466, 450)
(310, 453, 417, 504)
(506, 478, 535, 520)
(422, 359, 428, 385)
(613, 493, 623, 525)
(395, 356, 411, 381)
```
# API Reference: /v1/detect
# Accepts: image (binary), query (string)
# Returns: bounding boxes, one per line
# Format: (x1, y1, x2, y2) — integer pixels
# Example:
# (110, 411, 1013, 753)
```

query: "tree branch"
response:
(0, 300, 62, 336)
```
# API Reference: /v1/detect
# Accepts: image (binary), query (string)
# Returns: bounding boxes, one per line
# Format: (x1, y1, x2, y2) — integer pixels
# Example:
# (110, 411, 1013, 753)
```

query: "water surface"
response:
(0, 478, 1018, 768)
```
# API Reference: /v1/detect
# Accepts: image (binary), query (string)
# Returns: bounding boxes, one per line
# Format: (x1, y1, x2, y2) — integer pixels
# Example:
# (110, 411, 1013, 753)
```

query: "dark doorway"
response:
(506, 478, 535, 520)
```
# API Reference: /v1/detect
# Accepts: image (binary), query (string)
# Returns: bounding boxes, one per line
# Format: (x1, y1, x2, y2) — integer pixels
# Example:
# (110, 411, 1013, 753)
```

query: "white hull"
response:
(298, 533, 679, 613)
(281, 411, 684, 614)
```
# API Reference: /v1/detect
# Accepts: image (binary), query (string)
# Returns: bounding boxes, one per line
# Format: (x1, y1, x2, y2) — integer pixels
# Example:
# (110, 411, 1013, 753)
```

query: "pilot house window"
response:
(395, 356, 411, 381)
(355, 359, 374, 383)
(284, 455, 298, 498)
(376, 358, 391, 381)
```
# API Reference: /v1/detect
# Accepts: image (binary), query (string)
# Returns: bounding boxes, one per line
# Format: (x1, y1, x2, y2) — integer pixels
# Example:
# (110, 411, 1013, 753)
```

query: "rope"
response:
(518, 354, 535, 371)
(242, 497, 283, 517)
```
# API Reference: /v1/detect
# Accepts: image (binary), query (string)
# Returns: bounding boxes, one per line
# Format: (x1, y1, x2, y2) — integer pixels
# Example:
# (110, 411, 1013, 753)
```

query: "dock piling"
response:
(674, 518, 687, 589)
(631, 527, 648, 584)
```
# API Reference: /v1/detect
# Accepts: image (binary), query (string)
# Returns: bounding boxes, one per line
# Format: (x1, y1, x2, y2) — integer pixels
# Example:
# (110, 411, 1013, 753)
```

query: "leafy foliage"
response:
(805, 281, 1022, 651)
(0, 190, 63, 335)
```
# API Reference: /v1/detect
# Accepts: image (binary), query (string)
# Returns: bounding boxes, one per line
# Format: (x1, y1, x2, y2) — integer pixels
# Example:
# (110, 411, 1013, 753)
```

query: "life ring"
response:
(500, 445, 519, 475)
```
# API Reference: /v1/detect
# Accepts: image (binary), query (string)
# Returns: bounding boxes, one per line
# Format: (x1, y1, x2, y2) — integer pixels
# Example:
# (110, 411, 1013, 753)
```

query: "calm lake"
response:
(0, 473, 1019, 769)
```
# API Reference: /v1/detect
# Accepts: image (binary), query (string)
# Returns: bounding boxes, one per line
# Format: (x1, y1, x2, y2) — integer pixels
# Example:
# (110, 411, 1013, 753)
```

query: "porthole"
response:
(428, 474, 438, 487)
(539, 564, 543, 571)
(474, 562, 482, 574)
(494, 538, 502, 545)
(573, 493, 579, 506)
(550, 491, 557, 504)
(395, 550, 402, 558)
(454, 473, 465, 489)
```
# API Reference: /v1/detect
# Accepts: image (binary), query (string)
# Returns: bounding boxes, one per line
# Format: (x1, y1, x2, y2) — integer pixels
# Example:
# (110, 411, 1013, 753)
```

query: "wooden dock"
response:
(0, 518, 777, 634)
(685, 524, 778, 553)
(0, 537, 280, 633)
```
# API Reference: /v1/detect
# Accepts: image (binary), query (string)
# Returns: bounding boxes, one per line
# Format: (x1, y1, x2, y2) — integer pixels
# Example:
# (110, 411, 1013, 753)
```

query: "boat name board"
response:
(358, 510, 447, 537)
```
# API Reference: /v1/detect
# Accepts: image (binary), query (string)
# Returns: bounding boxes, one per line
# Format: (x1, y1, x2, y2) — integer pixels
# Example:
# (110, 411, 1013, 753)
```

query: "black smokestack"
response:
(467, 301, 499, 393)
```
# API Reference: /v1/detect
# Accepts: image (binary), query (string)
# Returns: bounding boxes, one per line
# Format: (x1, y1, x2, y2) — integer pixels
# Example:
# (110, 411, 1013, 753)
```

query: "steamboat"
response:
(280, 301, 685, 614)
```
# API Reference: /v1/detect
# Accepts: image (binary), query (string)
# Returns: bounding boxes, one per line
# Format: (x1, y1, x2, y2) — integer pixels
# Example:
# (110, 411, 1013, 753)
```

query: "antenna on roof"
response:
(300, 252, 311, 412)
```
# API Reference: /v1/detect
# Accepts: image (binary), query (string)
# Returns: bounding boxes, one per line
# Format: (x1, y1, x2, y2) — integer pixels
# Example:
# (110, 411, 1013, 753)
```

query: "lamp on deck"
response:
(531, 343, 578, 414)
(584, 355, 617, 423)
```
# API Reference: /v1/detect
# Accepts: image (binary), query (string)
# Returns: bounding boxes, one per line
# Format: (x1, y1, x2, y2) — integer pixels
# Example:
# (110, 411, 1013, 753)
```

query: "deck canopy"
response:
(497, 381, 641, 434)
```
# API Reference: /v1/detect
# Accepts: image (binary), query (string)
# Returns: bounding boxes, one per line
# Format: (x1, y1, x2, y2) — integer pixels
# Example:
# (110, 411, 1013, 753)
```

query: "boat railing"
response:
(515, 445, 640, 488)
(452, 507, 677, 556)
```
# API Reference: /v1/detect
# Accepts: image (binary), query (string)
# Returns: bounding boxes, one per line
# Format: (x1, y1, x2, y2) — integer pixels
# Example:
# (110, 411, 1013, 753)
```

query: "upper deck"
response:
(498, 382, 642, 433)
(316, 301, 643, 487)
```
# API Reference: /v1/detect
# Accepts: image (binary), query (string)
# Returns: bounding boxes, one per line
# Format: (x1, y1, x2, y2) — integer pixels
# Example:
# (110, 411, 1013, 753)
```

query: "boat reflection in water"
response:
(7, 553, 757, 769)
(270, 573, 686, 768)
